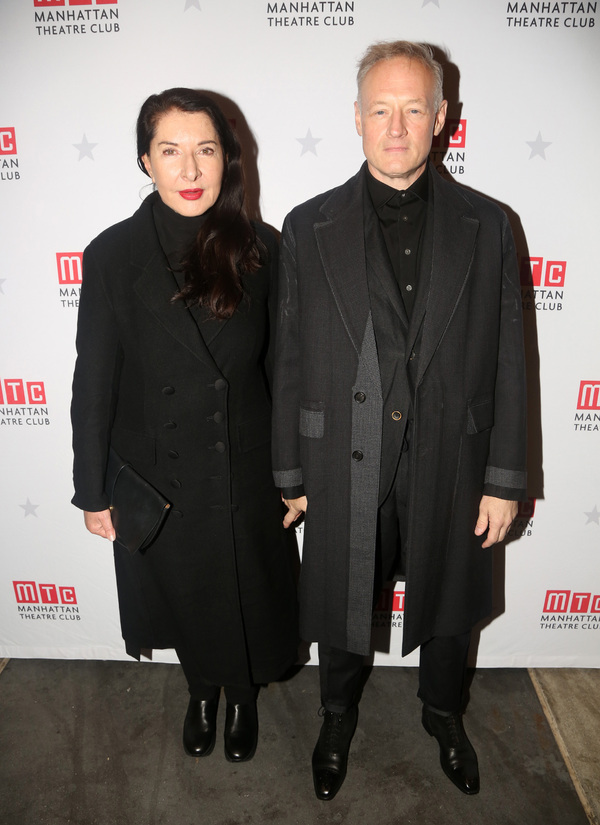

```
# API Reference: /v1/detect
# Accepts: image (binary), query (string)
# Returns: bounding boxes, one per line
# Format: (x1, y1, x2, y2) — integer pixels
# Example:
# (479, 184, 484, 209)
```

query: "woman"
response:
(71, 88, 298, 762)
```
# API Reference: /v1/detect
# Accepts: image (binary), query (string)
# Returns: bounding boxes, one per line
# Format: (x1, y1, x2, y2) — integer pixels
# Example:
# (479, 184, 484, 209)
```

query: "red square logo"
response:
(27, 382, 46, 404)
(543, 590, 570, 612)
(520, 256, 543, 286)
(56, 252, 83, 284)
(570, 593, 591, 613)
(1, 379, 25, 405)
(13, 581, 39, 604)
(447, 119, 467, 148)
(544, 260, 566, 287)
(60, 587, 78, 604)
(577, 381, 600, 410)
(0, 128, 17, 155)
(39, 584, 59, 604)
(393, 591, 405, 612)
(431, 119, 467, 150)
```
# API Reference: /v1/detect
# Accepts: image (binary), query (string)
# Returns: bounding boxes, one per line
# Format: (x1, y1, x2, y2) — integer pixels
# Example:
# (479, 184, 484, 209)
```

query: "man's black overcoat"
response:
(71, 191, 298, 686)
(272, 163, 527, 657)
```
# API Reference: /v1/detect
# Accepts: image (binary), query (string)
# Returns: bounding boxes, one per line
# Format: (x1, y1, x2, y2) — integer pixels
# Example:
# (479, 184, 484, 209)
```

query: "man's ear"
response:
(354, 101, 363, 137)
(433, 100, 448, 137)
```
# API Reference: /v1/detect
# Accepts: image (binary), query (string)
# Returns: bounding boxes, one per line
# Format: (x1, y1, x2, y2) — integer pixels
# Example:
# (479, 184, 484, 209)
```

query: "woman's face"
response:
(142, 108, 224, 217)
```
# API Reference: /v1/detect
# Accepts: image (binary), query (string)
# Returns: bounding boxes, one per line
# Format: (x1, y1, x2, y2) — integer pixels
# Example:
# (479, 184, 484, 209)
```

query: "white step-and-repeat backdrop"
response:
(1, 0, 599, 668)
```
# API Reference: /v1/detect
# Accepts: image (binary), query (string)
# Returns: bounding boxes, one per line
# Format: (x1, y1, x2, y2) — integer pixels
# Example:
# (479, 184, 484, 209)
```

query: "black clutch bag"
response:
(104, 447, 171, 554)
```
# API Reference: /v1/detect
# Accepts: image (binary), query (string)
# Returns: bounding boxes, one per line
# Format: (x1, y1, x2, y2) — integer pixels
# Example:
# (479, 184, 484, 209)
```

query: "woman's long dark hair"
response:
(137, 88, 264, 319)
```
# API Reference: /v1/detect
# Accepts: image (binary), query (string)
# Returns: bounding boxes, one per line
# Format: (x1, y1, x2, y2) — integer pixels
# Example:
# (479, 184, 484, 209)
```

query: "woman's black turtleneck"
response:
(151, 193, 207, 274)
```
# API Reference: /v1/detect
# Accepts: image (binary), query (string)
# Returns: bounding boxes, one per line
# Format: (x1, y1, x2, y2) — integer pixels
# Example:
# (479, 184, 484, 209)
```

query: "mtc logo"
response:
(543, 590, 600, 613)
(13, 581, 77, 605)
(431, 119, 467, 150)
(517, 498, 536, 518)
(0, 128, 17, 155)
(0, 379, 46, 405)
(56, 252, 83, 284)
(34, 1, 117, 6)
(577, 381, 600, 410)
(374, 588, 405, 612)
(520, 257, 566, 287)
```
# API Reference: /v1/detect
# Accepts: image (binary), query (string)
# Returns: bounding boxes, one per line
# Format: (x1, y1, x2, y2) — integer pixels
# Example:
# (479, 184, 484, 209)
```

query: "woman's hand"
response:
(84, 509, 116, 542)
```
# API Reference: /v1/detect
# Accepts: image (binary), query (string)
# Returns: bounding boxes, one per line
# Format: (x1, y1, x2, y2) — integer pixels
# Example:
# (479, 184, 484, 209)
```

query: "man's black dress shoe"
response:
(183, 696, 219, 757)
(422, 705, 480, 794)
(224, 702, 258, 762)
(312, 706, 358, 801)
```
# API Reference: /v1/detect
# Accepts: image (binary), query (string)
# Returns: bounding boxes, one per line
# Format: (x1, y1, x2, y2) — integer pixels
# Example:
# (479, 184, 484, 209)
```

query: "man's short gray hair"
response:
(356, 41, 444, 112)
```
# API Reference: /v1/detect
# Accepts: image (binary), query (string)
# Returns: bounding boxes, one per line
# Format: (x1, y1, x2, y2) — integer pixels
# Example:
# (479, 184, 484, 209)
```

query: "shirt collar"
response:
(366, 164, 429, 210)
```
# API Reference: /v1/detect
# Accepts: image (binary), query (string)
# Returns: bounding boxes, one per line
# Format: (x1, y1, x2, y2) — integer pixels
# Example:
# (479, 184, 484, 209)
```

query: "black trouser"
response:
(319, 453, 471, 714)
(176, 644, 259, 705)
(318, 633, 471, 714)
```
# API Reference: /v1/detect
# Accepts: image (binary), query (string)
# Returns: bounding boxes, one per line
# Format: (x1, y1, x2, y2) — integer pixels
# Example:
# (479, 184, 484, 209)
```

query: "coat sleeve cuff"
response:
(273, 467, 303, 489)
(280, 484, 305, 500)
(483, 483, 527, 502)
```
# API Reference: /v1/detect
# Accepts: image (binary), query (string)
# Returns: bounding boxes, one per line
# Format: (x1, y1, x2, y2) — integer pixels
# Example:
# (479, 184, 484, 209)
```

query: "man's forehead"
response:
(361, 58, 433, 90)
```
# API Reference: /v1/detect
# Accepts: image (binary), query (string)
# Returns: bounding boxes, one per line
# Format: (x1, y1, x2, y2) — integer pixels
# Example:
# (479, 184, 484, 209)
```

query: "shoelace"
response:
(321, 711, 349, 750)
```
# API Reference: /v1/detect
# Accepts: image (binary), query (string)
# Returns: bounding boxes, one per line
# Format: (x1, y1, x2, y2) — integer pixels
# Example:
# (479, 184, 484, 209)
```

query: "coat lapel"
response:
(129, 195, 223, 375)
(314, 166, 373, 357)
(414, 168, 480, 386)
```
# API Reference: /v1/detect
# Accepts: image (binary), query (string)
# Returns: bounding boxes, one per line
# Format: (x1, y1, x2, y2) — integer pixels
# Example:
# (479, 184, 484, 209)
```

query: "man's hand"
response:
(474, 495, 517, 548)
(84, 509, 116, 542)
(282, 495, 307, 529)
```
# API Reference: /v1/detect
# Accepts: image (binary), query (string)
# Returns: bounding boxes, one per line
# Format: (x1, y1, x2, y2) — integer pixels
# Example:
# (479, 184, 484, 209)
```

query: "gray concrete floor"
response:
(0, 659, 596, 825)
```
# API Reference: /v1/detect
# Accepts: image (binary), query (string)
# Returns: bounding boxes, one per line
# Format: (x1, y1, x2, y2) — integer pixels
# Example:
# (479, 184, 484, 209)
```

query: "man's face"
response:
(354, 56, 447, 190)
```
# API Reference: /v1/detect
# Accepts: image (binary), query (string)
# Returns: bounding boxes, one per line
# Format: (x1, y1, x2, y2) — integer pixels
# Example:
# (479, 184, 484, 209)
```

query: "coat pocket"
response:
(299, 405, 325, 439)
(237, 414, 271, 453)
(466, 396, 494, 435)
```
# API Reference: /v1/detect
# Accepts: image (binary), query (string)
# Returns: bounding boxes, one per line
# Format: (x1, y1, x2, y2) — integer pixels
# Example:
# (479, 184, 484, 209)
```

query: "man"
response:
(272, 41, 527, 801)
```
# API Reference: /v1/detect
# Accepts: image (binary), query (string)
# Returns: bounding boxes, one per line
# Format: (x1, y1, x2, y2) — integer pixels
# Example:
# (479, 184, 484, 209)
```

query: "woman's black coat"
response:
(71, 192, 298, 686)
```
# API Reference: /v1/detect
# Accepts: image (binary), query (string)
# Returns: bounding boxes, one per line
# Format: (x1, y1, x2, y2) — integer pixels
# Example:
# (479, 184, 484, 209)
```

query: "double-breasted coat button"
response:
(171, 479, 182, 488)
(214, 441, 226, 453)
(391, 411, 402, 421)
(409, 350, 416, 361)
(214, 378, 227, 391)
(352, 450, 364, 461)
(163, 420, 177, 429)
(162, 386, 175, 395)
(168, 450, 179, 459)
(354, 392, 366, 403)
(212, 411, 224, 423)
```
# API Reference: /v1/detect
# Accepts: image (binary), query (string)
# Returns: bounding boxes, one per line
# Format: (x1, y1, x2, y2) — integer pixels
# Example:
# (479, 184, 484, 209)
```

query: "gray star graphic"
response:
(422, 0, 440, 6)
(584, 505, 600, 526)
(20, 498, 39, 517)
(526, 132, 552, 160)
(184, 0, 201, 9)
(73, 134, 98, 161)
(296, 128, 322, 156)
(0, 279, 6, 295)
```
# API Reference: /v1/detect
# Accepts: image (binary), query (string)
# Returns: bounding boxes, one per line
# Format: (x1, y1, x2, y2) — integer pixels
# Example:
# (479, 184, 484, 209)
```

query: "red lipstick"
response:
(179, 189, 203, 200)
